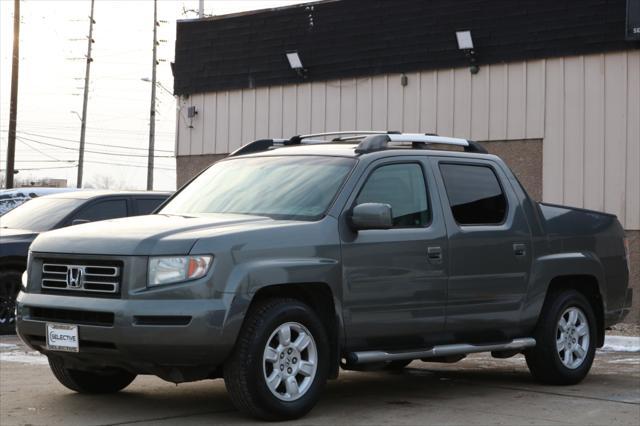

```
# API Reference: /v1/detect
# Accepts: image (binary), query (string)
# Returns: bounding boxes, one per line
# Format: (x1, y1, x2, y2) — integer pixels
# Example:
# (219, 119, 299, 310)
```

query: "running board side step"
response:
(348, 338, 536, 364)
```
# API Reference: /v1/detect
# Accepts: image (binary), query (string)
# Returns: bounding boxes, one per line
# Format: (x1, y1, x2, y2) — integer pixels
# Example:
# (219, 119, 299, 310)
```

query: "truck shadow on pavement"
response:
(43, 366, 545, 424)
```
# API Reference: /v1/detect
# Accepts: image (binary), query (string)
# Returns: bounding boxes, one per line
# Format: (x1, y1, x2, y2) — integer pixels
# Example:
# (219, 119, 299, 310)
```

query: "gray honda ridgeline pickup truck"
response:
(17, 132, 632, 420)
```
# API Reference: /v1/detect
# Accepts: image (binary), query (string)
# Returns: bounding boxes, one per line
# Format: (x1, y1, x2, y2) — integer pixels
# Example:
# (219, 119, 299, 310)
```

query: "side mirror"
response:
(350, 203, 393, 230)
(71, 219, 90, 226)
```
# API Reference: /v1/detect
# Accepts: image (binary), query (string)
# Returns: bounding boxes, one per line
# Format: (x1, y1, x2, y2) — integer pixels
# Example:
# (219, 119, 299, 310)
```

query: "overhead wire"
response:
(16, 135, 175, 158)
(16, 130, 174, 153)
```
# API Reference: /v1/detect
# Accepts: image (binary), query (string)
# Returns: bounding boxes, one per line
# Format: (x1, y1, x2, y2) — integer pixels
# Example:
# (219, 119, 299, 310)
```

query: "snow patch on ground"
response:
(600, 335, 640, 352)
(0, 351, 48, 365)
(606, 357, 640, 364)
(0, 343, 18, 349)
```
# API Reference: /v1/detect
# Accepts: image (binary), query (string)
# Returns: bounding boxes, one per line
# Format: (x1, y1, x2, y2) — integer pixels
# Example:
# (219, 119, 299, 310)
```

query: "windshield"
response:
(0, 198, 84, 232)
(160, 156, 356, 220)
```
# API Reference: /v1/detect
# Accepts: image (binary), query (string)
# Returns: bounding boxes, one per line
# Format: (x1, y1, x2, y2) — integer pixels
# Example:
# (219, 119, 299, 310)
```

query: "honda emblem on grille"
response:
(66, 267, 83, 289)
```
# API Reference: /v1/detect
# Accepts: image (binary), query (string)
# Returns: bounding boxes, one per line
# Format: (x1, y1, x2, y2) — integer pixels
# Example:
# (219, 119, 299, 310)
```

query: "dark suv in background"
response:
(1, 190, 170, 333)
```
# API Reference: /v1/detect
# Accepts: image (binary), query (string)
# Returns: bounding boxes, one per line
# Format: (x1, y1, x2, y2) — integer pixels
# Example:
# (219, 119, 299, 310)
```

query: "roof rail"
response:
(228, 131, 487, 157)
(355, 133, 488, 154)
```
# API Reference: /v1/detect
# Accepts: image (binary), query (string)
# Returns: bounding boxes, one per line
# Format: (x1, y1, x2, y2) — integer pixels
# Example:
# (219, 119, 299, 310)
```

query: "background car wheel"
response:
(224, 298, 329, 421)
(48, 357, 136, 393)
(0, 269, 22, 335)
(525, 289, 597, 385)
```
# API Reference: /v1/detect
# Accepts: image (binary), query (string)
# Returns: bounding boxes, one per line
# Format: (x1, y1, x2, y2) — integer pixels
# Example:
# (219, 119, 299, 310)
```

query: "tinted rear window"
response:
(439, 163, 507, 225)
(136, 198, 165, 215)
(73, 199, 128, 222)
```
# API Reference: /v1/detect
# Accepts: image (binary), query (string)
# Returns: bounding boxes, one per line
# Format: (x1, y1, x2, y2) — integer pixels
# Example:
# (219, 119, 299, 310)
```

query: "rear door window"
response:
(72, 199, 128, 223)
(135, 198, 165, 215)
(439, 163, 507, 225)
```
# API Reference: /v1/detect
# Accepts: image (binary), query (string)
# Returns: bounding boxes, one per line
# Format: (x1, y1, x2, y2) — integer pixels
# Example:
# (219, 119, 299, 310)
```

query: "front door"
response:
(340, 159, 448, 351)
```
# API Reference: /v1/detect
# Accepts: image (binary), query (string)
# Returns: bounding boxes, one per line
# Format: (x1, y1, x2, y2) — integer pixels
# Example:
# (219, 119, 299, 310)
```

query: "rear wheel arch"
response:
(542, 275, 605, 347)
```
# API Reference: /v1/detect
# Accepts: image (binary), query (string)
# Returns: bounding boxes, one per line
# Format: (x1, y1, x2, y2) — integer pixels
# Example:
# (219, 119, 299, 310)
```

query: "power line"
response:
(14, 160, 75, 163)
(1, 124, 176, 136)
(16, 136, 175, 158)
(15, 130, 174, 153)
(86, 159, 174, 171)
(1, 164, 77, 171)
(19, 137, 67, 161)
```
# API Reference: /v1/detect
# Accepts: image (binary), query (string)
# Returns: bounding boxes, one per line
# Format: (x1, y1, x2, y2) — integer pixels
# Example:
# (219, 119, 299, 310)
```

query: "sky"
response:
(0, 0, 309, 191)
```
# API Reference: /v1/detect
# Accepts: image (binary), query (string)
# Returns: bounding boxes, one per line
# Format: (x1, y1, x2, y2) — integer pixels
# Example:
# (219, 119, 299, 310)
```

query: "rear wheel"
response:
(48, 357, 136, 393)
(0, 269, 22, 335)
(224, 298, 329, 420)
(525, 289, 597, 385)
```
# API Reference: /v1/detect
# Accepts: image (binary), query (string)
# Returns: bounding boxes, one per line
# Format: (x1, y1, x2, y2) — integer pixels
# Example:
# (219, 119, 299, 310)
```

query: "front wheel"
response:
(0, 269, 22, 335)
(224, 298, 329, 420)
(525, 289, 597, 385)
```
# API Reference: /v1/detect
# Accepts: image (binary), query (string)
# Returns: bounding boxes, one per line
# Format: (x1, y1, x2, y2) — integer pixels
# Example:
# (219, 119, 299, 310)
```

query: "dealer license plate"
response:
(46, 323, 79, 352)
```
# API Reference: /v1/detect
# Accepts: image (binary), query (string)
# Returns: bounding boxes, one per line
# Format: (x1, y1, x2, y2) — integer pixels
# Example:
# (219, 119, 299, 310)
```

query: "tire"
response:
(224, 298, 330, 421)
(0, 269, 22, 335)
(382, 359, 412, 370)
(48, 357, 136, 393)
(525, 289, 597, 385)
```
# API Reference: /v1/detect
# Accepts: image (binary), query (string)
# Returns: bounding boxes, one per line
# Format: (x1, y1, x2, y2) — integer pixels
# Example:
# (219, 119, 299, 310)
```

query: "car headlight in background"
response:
(22, 250, 33, 290)
(148, 255, 213, 287)
(26, 249, 33, 271)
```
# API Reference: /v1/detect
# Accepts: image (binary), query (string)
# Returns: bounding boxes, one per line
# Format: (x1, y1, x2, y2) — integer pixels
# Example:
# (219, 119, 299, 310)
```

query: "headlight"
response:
(148, 255, 213, 287)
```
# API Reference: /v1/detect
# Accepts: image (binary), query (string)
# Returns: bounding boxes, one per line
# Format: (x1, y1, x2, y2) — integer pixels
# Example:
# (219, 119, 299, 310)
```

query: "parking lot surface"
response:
(1, 335, 638, 426)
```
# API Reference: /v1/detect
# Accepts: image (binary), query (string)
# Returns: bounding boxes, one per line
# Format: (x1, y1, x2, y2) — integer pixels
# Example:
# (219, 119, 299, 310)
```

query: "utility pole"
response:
(77, 0, 95, 189)
(199, 0, 204, 18)
(5, 0, 20, 189)
(146, 0, 158, 190)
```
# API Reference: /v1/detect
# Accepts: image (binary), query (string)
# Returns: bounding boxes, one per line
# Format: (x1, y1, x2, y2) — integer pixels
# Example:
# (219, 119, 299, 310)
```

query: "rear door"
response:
(340, 158, 448, 351)
(431, 157, 532, 341)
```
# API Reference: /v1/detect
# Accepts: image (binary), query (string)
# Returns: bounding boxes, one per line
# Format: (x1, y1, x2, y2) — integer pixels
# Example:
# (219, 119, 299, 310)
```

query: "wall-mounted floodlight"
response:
(456, 30, 474, 50)
(286, 51, 307, 78)
(456, 30, 479, 74)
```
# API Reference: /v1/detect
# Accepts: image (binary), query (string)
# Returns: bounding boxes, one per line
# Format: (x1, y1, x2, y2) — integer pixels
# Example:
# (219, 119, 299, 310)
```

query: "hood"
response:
(30, 213, 274, 256)
(0, 227, 39, 240)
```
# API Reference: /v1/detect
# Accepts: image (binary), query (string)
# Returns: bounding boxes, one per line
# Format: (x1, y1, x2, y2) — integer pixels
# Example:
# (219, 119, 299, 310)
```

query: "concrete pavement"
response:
(1, 335, 638, 425)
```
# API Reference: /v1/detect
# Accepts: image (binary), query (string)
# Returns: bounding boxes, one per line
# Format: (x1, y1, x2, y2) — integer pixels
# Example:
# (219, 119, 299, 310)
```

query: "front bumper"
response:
(16, 291, 236, 378)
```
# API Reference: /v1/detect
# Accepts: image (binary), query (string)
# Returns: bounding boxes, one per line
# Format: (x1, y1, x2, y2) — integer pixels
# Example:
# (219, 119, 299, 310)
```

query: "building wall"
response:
(175, 50, 639, 323)
(177, 50, 639, 230)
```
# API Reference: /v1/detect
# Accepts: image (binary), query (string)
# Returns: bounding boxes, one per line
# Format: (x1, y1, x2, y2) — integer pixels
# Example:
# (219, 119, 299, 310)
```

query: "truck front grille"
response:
(41, 261, 121, 295)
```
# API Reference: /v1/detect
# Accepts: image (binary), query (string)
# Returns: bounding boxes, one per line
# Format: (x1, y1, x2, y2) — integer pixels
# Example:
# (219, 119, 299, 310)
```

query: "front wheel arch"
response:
(245, 283, 341, 379)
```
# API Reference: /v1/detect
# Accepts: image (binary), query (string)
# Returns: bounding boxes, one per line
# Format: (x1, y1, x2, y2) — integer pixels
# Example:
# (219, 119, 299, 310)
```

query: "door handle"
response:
(513, 243, 527, 257)
(427, 246, 442, 263)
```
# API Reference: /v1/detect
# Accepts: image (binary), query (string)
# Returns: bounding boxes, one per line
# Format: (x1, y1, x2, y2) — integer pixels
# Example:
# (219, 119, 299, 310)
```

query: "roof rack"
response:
(355, 133, 488, 154)
(228, 131, 487, 157)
